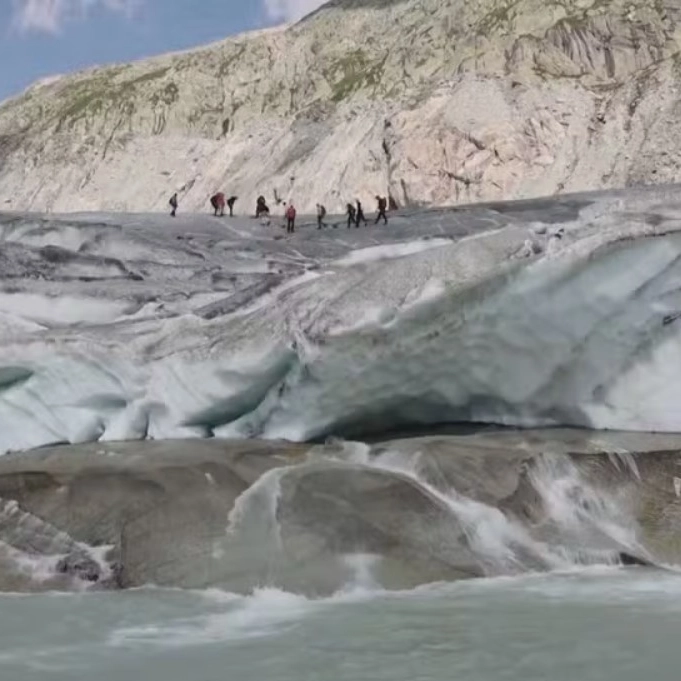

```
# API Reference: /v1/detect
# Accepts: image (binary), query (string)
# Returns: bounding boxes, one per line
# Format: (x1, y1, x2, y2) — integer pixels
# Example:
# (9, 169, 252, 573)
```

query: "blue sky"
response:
(1, 0, 326, 102)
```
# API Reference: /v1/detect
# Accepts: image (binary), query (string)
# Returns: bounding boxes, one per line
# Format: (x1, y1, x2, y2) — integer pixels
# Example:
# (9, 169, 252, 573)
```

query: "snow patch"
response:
(0, 293, 130, 327)
(333, 238, 453, 266)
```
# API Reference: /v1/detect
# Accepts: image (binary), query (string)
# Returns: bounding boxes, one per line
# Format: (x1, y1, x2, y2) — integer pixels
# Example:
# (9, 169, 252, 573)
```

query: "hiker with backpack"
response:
(169, 193, 178, 217)
(256, 195, 270, 218)
(210, 192, 226, 216)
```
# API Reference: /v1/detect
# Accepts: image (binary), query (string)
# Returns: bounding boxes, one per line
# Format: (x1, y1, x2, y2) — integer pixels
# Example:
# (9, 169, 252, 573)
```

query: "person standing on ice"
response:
(346, 203, 356, 228)
(375, 195, 388, 225)
(210, 192, 226, 216)
(169, 193, 178, 217)
(316, 203, 327, 229)
(227, 196, 238, 217)
(286, 202, 297, 234)
(355, 199, 367, 227)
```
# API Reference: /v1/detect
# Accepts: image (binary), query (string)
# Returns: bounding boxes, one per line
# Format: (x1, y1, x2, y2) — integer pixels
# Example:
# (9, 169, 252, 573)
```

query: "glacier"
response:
(1, 184, 681, 454)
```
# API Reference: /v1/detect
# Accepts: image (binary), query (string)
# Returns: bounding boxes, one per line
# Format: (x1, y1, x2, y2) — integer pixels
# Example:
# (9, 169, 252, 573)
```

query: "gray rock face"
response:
(0, 440, 307, 591)
(275, 464, 482, 593)
(0, 495, 112, 591)
(1, 0, 681, 213)
(0, 430, 680, 594)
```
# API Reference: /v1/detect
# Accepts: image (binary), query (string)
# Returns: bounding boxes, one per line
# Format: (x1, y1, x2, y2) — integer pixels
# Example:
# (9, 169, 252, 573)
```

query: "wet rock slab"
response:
(0, 430, 680, 593)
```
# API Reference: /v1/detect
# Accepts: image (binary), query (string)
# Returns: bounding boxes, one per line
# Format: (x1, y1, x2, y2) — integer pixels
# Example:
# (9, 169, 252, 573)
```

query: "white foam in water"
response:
(341, 554, 382, 594)
(319, 441, 557, 573)
(0, 498, 114, 589)
(0, 542, 63, 584)
(600, 448, 642, 482)
(226, 467, 289, 543)
(109, 587, 315, 649)
(317, 440, 639, 575)
(528, 453, 642, 558)
(110, 574, 388, 651)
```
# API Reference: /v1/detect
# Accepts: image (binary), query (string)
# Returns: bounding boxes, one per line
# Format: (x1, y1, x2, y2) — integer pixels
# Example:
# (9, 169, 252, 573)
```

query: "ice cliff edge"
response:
(1, 184, 681, 453)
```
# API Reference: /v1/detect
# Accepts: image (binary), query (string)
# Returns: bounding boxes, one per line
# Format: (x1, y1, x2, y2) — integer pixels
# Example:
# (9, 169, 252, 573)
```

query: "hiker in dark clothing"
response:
(346, 203, 356, 228)
(256, 195, 270, 218)
(210, 192, 226, 216)
(316, 203, 327, 229)
(227, 196, 238, 217)
(286, 203, 297, 234)
(355, 200, 367, 227)
(375, 195, 388, 225)
(169, 193, 178, 217)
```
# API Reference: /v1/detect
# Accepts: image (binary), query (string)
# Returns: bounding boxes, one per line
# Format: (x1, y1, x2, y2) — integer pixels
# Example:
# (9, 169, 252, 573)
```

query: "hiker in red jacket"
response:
(210, 192, 226, 216)
(286, 203, 297, 234)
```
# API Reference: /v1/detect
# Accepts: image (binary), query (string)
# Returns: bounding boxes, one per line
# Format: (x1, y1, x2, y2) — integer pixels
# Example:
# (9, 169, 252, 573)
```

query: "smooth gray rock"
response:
(0, 430, 678, 593)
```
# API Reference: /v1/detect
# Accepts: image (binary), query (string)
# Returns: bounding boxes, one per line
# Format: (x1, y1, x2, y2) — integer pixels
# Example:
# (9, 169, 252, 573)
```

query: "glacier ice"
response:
(2, 185, 681, 453)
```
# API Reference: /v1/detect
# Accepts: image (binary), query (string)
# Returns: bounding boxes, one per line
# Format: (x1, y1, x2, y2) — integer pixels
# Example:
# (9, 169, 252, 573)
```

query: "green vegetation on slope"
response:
(54, 67, 174, 132)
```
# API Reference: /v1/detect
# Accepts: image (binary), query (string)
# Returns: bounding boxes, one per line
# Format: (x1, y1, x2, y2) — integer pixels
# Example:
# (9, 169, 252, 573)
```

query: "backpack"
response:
(320, 205, 326, 218)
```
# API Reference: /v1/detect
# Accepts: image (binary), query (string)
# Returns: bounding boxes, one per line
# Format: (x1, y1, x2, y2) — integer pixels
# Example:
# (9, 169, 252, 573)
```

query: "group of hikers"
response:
(254, 195, 297, 233)
(167, 191, 390, 234)
(346, 197, 388, 227)
(209, 192, 239, 217)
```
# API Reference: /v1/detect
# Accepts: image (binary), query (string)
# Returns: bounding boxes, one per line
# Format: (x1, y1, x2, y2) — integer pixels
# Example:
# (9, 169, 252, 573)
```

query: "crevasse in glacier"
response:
(1, 185, 681, 454)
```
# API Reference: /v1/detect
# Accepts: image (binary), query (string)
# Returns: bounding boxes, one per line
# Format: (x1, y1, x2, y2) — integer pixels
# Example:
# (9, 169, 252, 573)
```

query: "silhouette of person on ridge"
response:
(355, 199, 367, 227)
(346, 202, 356, 228)
(317, 203, 327, 229)
(375, 195, 388, 225)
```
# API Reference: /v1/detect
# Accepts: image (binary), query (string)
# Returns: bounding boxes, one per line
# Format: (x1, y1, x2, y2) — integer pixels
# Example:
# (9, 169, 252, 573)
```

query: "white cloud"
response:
(263, 0, 327, 22)
(12, 0, 137, 34)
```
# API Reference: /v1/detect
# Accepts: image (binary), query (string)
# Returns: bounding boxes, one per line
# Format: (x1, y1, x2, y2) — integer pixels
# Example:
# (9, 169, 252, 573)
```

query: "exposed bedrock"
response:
(3, 0, 681, 214)
(0, 430, 678, 593)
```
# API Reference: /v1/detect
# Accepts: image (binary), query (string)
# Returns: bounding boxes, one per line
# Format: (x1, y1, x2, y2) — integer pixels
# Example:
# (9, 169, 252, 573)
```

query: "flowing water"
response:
(0, 439, 676, 679)
(1, 569, 681, 681)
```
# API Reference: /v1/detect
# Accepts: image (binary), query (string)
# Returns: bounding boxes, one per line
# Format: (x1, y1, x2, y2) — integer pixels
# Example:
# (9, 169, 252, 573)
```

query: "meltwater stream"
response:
(1, 570, 681, 681)
(0, 439, 675, 680)
(214, 439, 649, 592)
(335, 442, 644, 572)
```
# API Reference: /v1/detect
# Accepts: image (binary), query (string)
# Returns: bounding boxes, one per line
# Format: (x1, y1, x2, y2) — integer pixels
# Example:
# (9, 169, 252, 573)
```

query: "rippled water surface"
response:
(1, 569, 681, 681)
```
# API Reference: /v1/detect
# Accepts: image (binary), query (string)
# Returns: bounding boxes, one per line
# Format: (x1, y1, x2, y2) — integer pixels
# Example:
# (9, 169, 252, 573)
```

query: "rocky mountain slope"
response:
(1, 0, 681, 214)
